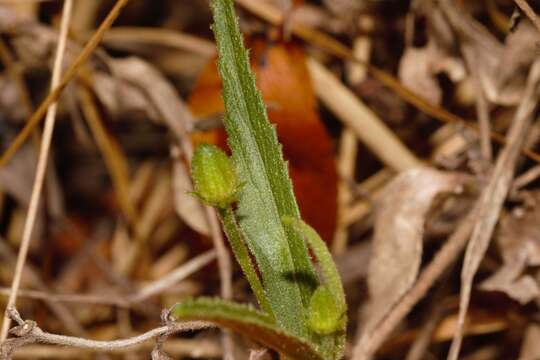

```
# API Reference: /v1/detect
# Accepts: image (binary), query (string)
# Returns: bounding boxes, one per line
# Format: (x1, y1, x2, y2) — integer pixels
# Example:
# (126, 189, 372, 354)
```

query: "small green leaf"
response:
(283, 216, 346, 313)
(283, 216, 347, 359)
(171, 298, 323, 360)
(191, 143, 238, 209)
(308, 286, 345, 335)
(210, 0, 317, 338)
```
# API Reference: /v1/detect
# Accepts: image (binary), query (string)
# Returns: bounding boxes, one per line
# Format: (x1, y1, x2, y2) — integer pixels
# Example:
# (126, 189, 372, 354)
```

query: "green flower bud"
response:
(308, 286, 344, 335)
(191, 143, 238, 209)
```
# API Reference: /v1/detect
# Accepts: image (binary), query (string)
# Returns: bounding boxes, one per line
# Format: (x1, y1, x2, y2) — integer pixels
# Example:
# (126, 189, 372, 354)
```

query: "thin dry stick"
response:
(1, 308, 212, 358)
(71, 0, 101, 34)
(332, 26, 370, 255)
(10, 338, 221, 358)
(333, 129, 358, 255)
(0, 252, 216, 308)
(447, 60, 540, 360)
(101, 27, 216, 57)
(307, 57, 421, 171)
(462, 45, 492, 165)
(513, 164, 540, 190)
(0, 0, 73, 342)
(130, 250, 217, 303)
(514, 0, 540, 34)
(0, 0, 131, 168)
(404, 279, 449, 360)
(404, 305, 445, 360)
(352, 207, 478, 359)
(0, 288, 129, 307)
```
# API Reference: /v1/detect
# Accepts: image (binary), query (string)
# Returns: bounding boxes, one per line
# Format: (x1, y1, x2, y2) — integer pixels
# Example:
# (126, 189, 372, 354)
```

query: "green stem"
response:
(219, 207, 274, 318)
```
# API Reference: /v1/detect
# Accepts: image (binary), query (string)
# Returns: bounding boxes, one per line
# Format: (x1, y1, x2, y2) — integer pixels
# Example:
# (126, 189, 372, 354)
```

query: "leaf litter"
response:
(3, 1, 540, 359)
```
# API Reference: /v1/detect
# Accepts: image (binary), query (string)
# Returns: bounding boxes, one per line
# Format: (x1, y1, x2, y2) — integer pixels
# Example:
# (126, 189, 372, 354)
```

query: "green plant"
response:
(170, 0, 347, 358)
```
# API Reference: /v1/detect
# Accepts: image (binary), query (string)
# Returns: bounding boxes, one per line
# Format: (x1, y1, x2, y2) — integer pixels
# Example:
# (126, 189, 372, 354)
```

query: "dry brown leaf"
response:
(107, 57, 194, 139)
(366, 167, 465, 328)
(481, 202, 540, 304)
(398, 41, 464, 106)
(92, 71, 161, 122)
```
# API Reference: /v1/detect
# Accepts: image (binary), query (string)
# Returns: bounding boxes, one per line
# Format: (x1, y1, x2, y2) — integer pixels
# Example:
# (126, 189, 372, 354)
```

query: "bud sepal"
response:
(191, 143, 238, 209)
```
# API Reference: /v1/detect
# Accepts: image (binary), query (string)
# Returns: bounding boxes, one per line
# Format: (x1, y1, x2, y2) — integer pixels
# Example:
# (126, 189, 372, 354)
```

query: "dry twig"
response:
(0, 308, 212, 359)
(462, 46, 492, 167)
(514, 0, 540, 35)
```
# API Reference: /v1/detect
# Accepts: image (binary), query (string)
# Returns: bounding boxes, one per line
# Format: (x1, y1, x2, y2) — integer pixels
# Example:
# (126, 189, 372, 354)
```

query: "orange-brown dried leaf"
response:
(188, 39, 337, 242)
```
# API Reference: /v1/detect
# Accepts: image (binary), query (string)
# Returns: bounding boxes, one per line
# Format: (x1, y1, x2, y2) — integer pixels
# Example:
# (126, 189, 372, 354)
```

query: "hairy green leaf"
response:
(210, 0, 317, 337)
(171, 298, 323, 360)
(284, 216, 347, 359)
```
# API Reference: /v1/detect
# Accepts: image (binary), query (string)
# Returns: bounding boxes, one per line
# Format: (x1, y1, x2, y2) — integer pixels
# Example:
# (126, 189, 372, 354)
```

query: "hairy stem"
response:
(219, 207, 273, 318)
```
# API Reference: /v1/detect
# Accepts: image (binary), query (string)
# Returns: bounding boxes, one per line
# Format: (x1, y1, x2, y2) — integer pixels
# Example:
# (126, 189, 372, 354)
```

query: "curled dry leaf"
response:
(481, 199, 540, 304)
(398, 40, 464, 106)
(399, 0, 465, 106)
(398, 45, 442, 106)
(366, 167, 465, 328)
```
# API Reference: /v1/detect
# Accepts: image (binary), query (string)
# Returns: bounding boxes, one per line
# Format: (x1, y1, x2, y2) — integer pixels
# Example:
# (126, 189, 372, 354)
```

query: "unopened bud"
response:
(191, 144, 238, 208)
(308, 286, 344, 335)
